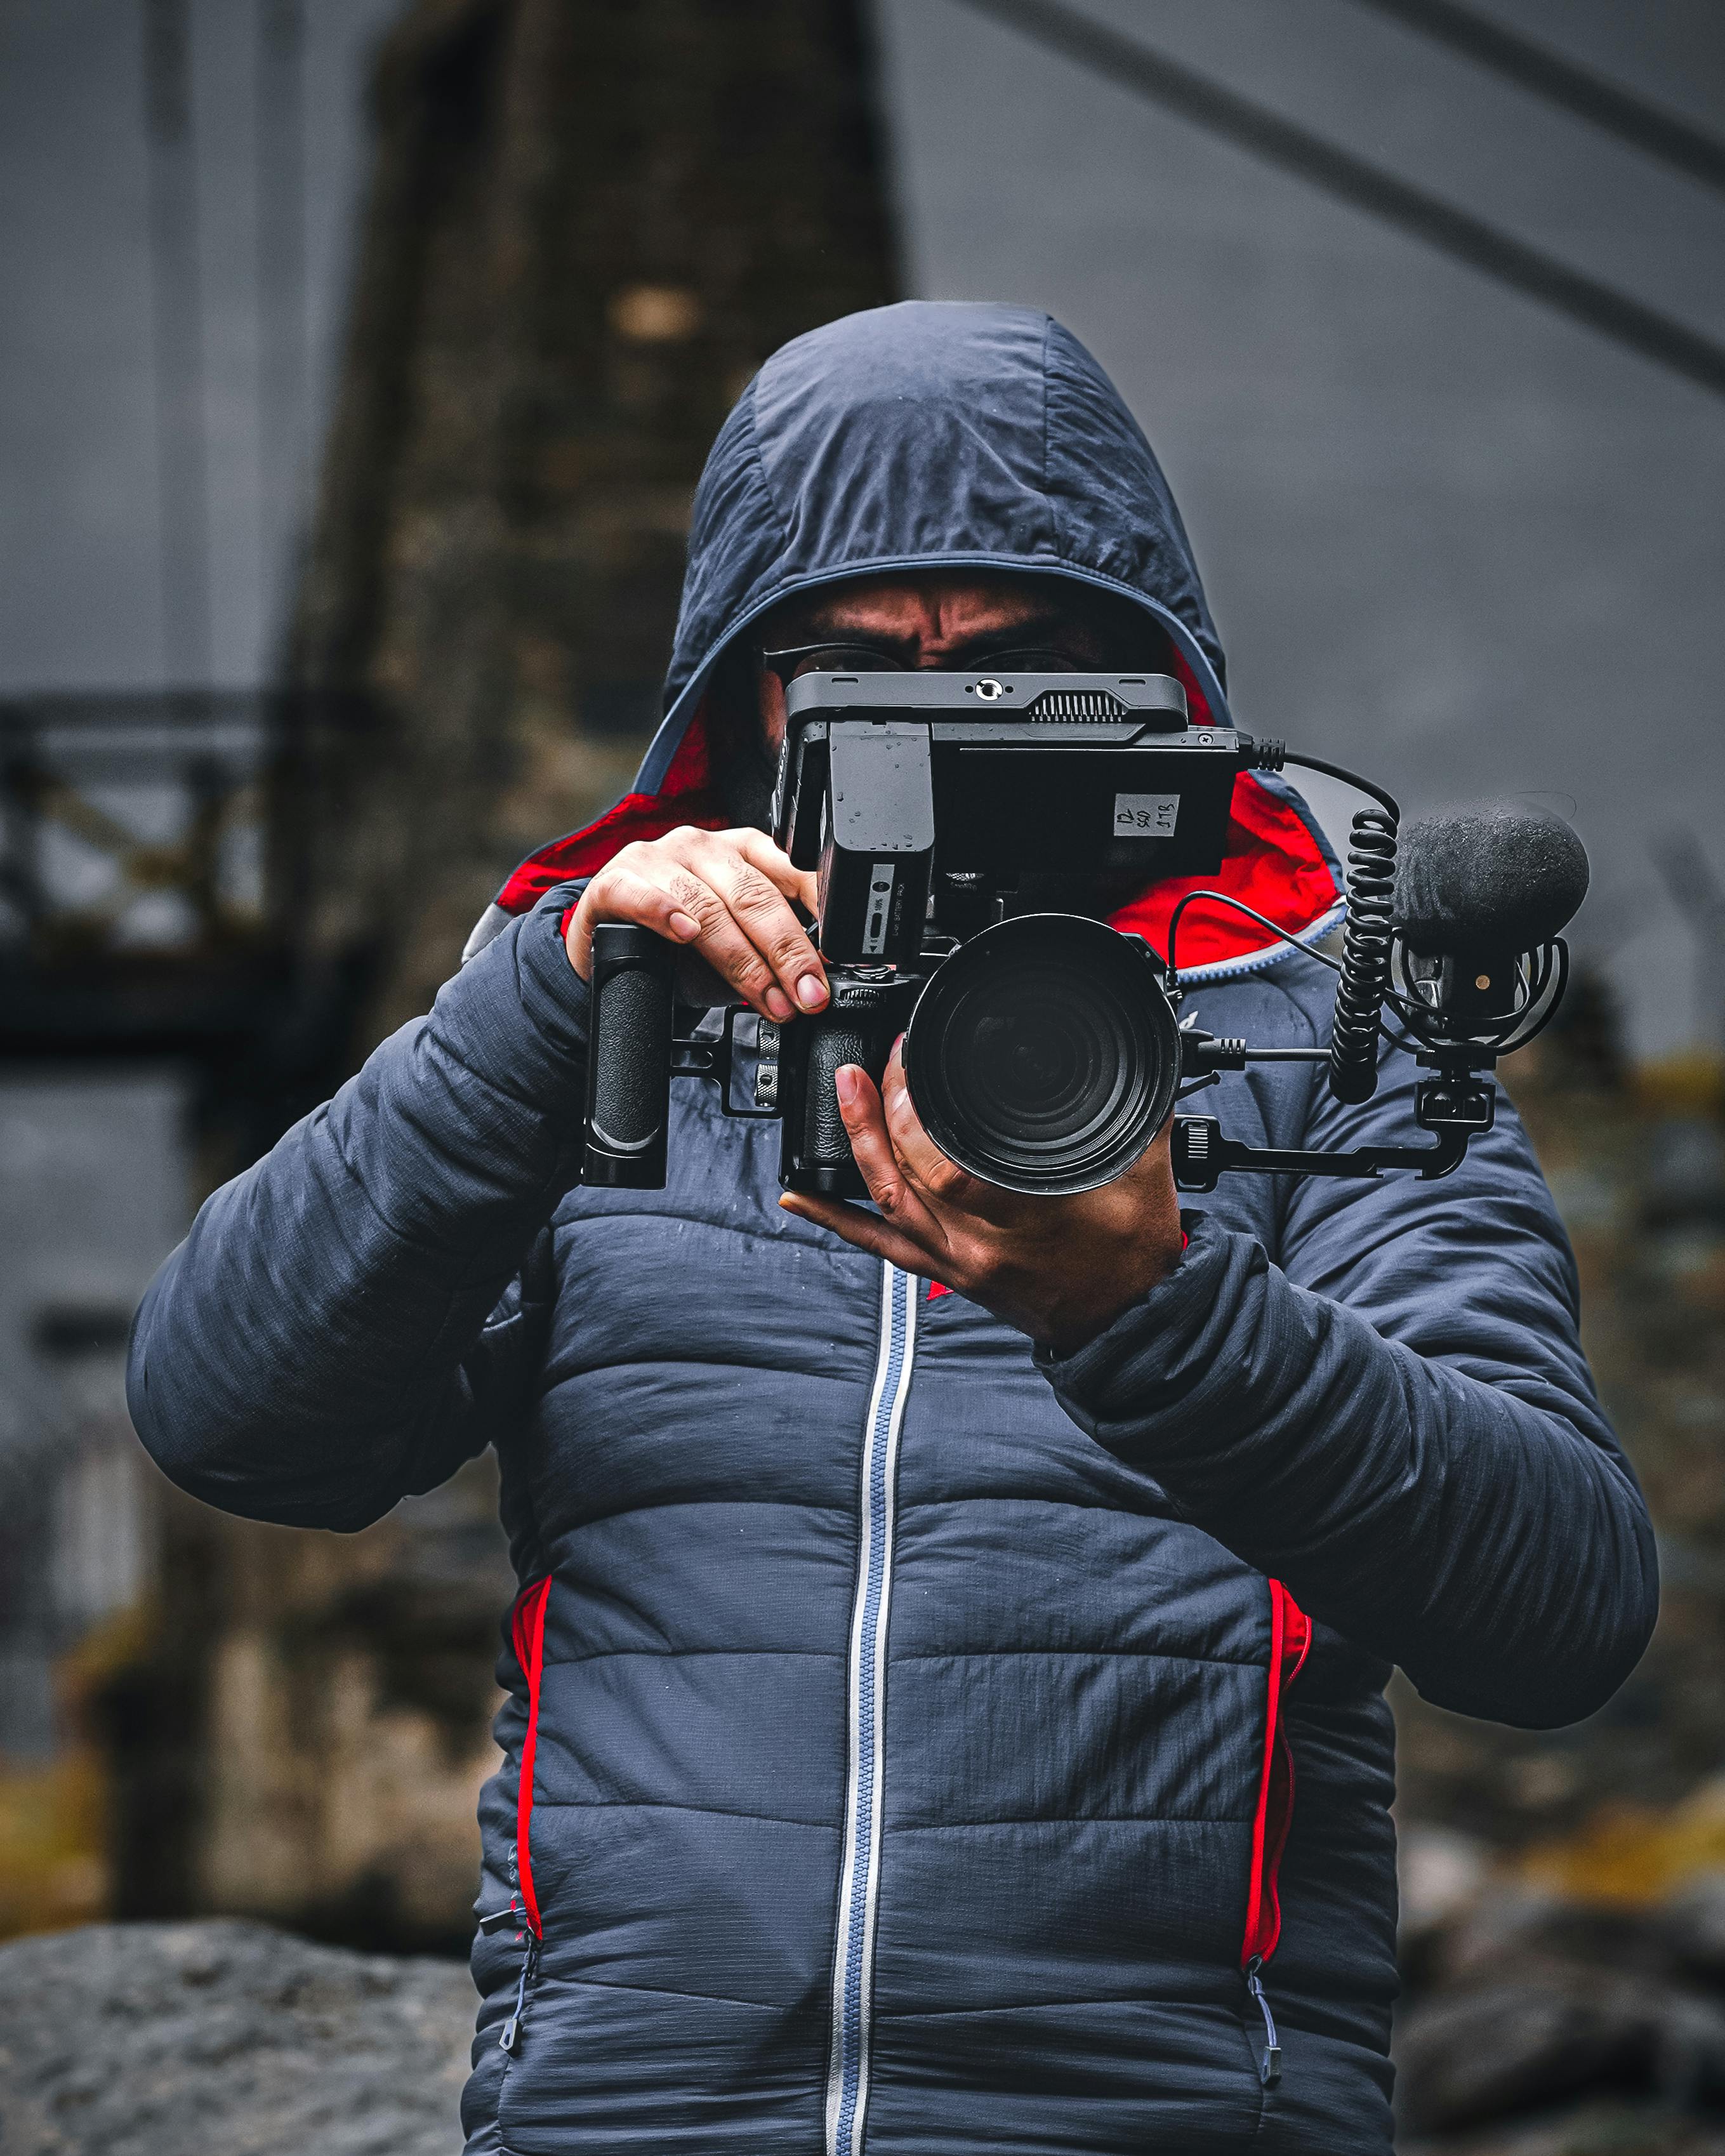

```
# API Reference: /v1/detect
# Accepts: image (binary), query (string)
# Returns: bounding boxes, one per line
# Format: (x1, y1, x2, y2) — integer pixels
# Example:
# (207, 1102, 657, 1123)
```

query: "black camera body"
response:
(773, 669, 1236, 963)
(579, 672, 1583, 1201)
(585, 671, 1239, 1199)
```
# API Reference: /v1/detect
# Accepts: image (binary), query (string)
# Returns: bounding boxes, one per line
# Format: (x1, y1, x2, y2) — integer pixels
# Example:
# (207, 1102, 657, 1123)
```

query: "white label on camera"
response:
(1113, 791, 1180, 838)
(861, 864, 896, 955)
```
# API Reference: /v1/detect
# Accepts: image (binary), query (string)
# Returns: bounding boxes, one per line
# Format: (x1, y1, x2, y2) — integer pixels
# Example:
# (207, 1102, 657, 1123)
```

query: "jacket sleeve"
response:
(127, 887, 590, 1531)
(1038, 1030, 1658, 1729)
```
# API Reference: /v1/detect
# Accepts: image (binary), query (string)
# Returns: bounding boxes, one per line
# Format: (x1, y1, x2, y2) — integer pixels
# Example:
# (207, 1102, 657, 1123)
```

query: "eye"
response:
(791, 644, 907, 677)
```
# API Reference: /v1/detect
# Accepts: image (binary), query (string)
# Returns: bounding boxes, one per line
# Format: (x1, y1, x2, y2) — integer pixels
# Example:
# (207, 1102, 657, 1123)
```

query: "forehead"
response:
(767, 569, 1073, 640)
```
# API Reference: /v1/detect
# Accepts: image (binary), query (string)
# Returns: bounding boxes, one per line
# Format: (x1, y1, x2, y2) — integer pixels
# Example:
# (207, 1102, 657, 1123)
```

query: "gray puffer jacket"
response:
(128, 303, 1656, 2156)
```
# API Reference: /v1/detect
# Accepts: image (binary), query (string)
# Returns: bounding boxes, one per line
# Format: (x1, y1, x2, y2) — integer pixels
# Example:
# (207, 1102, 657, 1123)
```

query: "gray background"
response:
(876, 0, 1725, 1054)
(0, 0, 1719, 1056)
(0, 0, 402, 1713)
(0, 0, 400, 692)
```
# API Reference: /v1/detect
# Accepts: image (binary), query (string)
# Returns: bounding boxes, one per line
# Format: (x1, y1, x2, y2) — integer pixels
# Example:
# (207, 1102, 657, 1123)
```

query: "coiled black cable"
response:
(1327, 807, 1398, 1102)
(1246, 739, 1401, 1106)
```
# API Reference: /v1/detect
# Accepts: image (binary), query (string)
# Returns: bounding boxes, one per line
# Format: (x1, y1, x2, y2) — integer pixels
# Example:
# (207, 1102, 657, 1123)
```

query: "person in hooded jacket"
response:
(128, 303, 1658, 2156)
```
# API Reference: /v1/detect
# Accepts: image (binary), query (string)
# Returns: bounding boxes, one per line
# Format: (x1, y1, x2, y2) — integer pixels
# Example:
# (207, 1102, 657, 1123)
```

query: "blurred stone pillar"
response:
(128, 0, 896, 1945)
(287, 0, 898, 1045)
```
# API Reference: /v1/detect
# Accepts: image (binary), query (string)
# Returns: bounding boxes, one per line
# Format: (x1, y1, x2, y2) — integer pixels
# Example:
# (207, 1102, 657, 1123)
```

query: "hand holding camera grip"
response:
(582, 923, 676, 1188)
(779, 977, 918, 1199)
(799, 1007, 882, 1189)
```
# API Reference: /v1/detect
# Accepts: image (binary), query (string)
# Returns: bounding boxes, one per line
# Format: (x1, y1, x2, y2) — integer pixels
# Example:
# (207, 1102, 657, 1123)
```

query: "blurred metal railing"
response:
(0, 688, 358, 1057)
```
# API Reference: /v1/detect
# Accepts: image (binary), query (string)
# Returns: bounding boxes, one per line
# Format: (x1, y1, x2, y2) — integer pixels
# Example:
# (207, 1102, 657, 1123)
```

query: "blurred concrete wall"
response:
(0, 1072, 183, 1934)
(107, 0, 899, 1949)
(3, 1, 1719, 1051)
(0, 0, 404, 694)
(876, 0, 1725, 1059)
(286, 0, 899, 1044)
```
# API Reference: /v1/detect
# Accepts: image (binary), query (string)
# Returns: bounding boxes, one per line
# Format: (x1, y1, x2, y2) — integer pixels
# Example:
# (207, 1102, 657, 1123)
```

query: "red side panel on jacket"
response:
(1242, 1580, 1313, 1968)
(510, 1577, 554, 1939)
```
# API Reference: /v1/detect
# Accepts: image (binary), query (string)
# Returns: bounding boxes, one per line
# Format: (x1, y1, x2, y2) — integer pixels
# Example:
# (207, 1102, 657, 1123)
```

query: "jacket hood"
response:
(476, 301, 1341, 975)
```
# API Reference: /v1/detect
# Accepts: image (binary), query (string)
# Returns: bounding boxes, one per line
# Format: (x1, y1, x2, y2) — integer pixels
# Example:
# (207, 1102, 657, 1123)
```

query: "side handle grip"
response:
(582, 923, 675, 1188)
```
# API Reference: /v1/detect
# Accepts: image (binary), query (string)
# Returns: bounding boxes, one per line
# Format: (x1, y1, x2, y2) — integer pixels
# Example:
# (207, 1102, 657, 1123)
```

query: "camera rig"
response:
(580, 671, 1580, 1200)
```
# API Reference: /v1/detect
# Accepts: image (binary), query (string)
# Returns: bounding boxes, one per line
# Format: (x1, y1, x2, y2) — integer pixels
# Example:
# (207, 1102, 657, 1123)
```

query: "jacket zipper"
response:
(1240, 1579, 1311, 2090)
(824, 1262, 918, 2156)
(492, 1577, 553, 2056)
(1245, 1955, 1280, 2086)
(499, 1925, 541, 2054)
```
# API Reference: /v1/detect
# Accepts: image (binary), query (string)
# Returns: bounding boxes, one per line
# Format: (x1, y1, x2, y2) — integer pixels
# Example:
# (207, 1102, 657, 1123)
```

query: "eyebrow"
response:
(777, 608, 1081, 650)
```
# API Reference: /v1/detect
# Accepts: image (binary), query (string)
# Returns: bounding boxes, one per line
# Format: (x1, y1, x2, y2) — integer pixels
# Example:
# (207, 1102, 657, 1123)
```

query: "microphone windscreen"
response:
(1394, 802, 1589, 955)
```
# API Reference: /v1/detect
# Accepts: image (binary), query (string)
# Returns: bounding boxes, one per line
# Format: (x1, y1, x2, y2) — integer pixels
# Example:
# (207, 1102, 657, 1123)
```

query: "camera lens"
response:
(905, 915, 1179, 1195)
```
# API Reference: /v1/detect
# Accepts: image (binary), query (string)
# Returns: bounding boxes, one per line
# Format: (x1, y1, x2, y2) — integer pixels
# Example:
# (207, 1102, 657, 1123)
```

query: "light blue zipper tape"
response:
(825, 1263, 917, 2156)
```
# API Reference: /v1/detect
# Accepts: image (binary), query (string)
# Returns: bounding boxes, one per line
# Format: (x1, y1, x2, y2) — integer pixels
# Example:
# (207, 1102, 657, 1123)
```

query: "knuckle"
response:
(666, 870, 714, 917)
(689, 827, 745, 869)
(729, 867, 777, 911)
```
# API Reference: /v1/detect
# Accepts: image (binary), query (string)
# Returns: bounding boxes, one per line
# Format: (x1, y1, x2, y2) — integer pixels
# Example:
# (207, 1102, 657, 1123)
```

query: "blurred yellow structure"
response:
(0, 1609, 150, 1940)
(1521, 1780, 1725, 1908)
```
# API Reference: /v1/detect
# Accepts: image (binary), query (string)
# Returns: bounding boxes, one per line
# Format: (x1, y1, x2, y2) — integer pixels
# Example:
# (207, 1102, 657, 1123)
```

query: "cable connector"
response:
(1179, 1029, 1248, 1077)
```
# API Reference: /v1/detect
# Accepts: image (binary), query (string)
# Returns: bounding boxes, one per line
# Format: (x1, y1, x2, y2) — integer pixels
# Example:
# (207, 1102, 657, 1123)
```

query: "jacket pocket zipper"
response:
(1240, 1579, 1311, 2089)
(499, 1926, 541, 2054)
(1245, 1954, 1281, 2086)
(478, 1885, 543, 2054)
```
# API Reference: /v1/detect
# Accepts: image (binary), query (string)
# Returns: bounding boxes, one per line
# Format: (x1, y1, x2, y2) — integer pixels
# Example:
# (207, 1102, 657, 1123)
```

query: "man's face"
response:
(752, 571, 1167, 761)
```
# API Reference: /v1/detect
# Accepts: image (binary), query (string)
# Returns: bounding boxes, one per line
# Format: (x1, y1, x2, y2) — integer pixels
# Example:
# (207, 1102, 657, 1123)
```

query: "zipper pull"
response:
(499, 1933, 540, 2054)
(1245, 1956, 1281, 2087)
(477, 1903, 520, 1936)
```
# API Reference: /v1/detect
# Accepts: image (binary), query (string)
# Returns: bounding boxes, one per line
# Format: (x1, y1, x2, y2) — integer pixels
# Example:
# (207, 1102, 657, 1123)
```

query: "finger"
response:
(644, 859, 807, 1019)
(828, 1065, 923, 1224)
(777, 1191, 941, 1277)
(726, 826, 821, 923)
(585, 848, 786, 1018)
(879, 1040, 979, 1200)
(832, 1065, 946, 1248)
(687, 833, 828, 1014)
(571, 837, 814, 1020)
(565, 864, 703, 980)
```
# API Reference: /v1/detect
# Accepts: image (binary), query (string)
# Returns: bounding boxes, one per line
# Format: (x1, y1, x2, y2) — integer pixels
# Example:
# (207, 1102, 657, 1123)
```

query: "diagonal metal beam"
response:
(948, 0, 1725, 401)
(1347, 0, 1725, 198)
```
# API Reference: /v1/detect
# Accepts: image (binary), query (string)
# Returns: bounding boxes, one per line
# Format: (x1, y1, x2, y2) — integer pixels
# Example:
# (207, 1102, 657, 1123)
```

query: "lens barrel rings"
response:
(904, 915, 1179, 1196)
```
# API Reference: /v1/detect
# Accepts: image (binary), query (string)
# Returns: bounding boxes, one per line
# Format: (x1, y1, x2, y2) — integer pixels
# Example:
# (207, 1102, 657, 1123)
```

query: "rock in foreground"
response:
(0, 1920, 473, 2156)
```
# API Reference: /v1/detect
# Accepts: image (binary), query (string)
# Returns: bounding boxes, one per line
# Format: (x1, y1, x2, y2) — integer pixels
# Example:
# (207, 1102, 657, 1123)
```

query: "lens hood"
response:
(904, 914, 1180, 1196)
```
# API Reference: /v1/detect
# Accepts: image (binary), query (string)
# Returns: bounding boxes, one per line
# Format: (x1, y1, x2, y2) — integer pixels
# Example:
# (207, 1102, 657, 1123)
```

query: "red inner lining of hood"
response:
(496, 698, 1338, 971)
(496, 701, 728, 914)
(1107, 758, 1340, 967)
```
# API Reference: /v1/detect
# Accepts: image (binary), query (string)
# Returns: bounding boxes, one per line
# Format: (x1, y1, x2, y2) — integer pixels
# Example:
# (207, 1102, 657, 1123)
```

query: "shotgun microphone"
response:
(1389, 802, 1588, 1044)
(1394, 802, 1590, 957)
